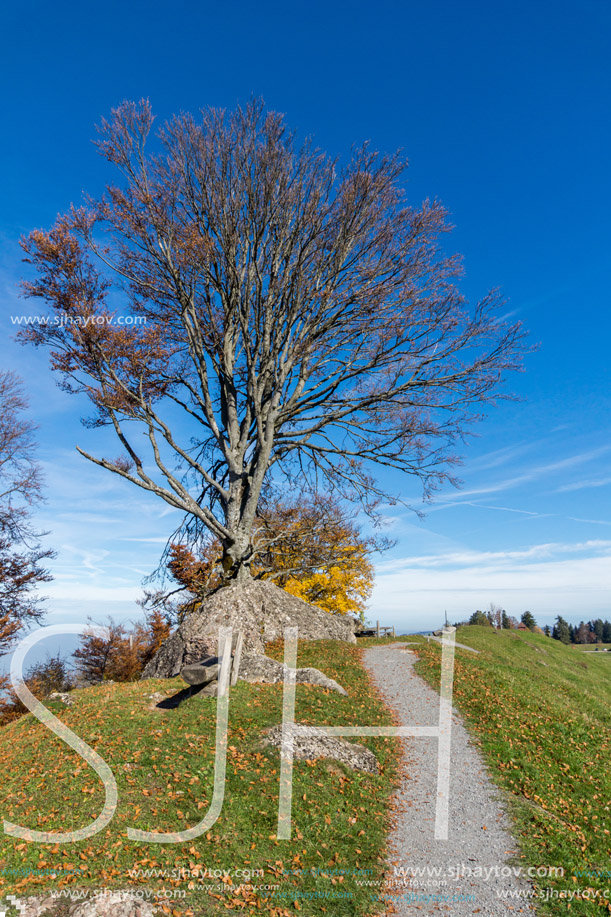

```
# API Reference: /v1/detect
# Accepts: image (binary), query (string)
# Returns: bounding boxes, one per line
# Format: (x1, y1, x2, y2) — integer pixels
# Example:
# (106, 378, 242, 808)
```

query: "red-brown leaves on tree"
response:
(19, 99, 528, 582)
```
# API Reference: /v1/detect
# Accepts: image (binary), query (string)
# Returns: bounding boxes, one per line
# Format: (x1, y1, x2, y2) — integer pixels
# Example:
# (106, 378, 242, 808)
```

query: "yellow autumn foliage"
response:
(281, 556, 374, 618)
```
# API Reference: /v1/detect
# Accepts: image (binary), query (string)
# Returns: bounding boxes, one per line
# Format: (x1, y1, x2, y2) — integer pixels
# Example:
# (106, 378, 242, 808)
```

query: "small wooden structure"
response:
(180, 630, 245, 696)
(356, 620, 396, 638)
(230, 630, 244, 687)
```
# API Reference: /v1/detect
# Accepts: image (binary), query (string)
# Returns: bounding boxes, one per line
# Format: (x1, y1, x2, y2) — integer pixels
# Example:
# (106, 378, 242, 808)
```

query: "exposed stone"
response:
(0, 895, 157, 917)
(238, 654, 347, 695)
(67, 894, 158, 917)
(10, 896, 58, 917)
(142, 578, 356, 679)
(262, 724, 378, 773)
(47, 692, 74, 705)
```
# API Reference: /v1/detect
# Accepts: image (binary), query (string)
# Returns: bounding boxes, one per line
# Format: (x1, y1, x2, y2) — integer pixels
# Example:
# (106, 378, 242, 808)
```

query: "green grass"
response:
(4, 628, 609, 916)
(0, 639, 400, 917)
(412, 626, 611, 916)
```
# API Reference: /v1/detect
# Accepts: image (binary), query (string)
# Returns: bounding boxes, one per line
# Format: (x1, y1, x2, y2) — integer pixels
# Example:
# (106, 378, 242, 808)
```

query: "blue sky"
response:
(1, 0, 610, 635)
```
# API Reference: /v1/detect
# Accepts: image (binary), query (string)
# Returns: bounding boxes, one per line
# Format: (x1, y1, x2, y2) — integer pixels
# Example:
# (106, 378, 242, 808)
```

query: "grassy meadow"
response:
(2, 627, 611, 915)
(0, 639, 400, 916)
(412, 626, 611, 915)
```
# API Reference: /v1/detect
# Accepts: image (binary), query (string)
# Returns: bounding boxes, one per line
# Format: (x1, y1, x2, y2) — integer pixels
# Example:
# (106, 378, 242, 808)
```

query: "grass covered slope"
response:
(413, 626, 611, 916)
(0, 639, 399, 916)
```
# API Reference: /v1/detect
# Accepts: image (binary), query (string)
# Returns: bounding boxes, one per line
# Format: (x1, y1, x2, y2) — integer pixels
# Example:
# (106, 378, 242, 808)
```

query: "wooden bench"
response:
(180, 630, 245, 696)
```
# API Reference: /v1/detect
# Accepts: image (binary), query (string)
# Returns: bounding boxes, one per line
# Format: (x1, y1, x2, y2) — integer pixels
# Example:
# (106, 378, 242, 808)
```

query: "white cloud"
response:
(557, 477, 611, 493)
(370, 539, 611, 630)
(424, 446, 611, 504)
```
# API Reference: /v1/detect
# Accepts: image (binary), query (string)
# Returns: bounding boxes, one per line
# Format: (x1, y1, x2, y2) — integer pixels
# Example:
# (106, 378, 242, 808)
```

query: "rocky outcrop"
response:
(4, 894, 157, 917)
(238, 653, 347, 694)
(174, 651, 346, 696)
(262, 724, 378, 773)
(142, 578, 356, 679)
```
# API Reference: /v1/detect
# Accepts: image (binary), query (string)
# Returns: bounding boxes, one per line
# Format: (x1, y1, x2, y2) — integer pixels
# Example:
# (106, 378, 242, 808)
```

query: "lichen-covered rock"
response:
(4, 895, 158, 917)
(47, 692, 74, 705)
(262, 724, 378, 773)
(238, 654, 347, 695)
(9, 896, 58, 917)
(67, 895, 158, 917)
(142, 579, 356, 679)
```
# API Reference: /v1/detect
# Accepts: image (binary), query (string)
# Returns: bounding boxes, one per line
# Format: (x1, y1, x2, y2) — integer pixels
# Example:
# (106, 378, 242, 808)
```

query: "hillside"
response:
(2, 629, 610, 916)
(412, 626, 611, 916)
(0, 639, 399, 916)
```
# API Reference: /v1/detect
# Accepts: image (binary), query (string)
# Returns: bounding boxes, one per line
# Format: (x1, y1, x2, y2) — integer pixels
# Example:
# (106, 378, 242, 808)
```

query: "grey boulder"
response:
(142, 578, 356, 679)
(263, 724, 378, 773)
(238, 654, 347, 695)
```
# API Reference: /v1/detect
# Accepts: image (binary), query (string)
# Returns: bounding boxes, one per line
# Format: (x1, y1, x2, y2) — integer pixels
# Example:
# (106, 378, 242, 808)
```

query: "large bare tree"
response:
(20, 99, 526, 583)
(0, 371, 53, 654)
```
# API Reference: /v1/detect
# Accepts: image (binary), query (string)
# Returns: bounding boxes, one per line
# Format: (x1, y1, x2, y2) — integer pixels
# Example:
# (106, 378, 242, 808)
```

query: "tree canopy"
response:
(20, 99, 526, 582)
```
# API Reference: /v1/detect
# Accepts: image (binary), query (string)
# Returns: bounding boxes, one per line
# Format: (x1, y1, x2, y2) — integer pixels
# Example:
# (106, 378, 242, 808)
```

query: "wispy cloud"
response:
(372, 538, 611, 626)
(464, 442, 535, 474)
(557, 476, 611, 493)
(445, 501, 542, 516)
(376, 539, 611, 573)
(428, 446, 611, 504)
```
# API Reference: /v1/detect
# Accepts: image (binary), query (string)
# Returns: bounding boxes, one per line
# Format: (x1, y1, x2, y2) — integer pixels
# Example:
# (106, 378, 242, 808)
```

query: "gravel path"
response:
(362, 643, 535, 915)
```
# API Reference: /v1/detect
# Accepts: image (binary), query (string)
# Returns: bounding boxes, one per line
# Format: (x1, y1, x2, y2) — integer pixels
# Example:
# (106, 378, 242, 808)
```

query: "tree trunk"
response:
(221, 533, 253, 584)
(220, 462, 270, 584)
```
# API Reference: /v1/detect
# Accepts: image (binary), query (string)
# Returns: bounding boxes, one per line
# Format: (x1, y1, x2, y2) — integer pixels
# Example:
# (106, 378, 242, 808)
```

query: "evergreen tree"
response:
(543, 625, 551, 637)
(552, 616, 572, 644)
(592, 619, 605, 642)
(521, 610, 536, 631)
(603, 620, 611, 643)
(469, 610, 491, 626)
(501, 609, 511, 629)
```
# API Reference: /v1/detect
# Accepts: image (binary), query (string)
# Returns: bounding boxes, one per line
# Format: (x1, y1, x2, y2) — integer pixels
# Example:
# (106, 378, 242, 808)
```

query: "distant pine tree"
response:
(552, 616, 572, 644)
(521, 611, 537, 631)
(469, 610, 491, 626)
